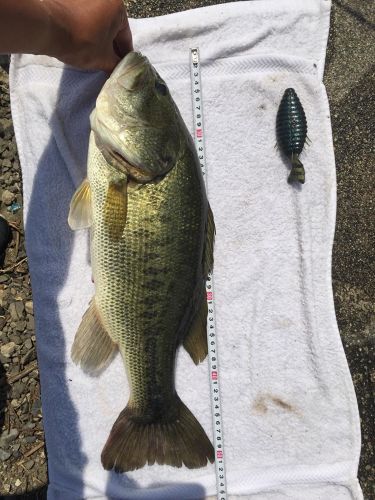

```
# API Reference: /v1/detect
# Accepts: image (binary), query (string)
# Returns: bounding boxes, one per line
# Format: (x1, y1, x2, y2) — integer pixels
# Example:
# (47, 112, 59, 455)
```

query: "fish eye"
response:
(155, 81, 168, 96)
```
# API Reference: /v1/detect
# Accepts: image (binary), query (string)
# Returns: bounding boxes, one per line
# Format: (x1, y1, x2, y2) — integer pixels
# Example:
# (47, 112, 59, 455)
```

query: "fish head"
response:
(90, 52, 182, 183)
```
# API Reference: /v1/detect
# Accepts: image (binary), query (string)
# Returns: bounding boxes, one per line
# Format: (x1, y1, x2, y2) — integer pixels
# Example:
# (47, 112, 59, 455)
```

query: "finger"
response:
(114, 15, 133, 57)
(97, 50, 121, 74)
(113, 30, 132, 59)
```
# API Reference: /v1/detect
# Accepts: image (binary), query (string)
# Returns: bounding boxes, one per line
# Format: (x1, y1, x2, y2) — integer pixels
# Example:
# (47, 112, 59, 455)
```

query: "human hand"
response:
(44, 0, 133, 72)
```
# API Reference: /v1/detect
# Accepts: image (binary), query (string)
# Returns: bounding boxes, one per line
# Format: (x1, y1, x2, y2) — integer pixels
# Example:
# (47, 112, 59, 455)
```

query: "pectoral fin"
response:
(103, 178, 128, 240)
(68, 178, 92, 230)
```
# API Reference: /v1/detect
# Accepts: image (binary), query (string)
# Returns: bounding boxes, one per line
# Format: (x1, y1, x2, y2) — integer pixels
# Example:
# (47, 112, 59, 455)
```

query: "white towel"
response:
(9, 0, 363, 498)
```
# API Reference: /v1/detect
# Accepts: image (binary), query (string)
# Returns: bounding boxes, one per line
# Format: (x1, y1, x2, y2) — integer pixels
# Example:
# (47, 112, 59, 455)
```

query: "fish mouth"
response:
(121, 52, 147, 74)
(91, 109, 156, 184)
(92, 113, 174, 184)
(113, 52, 150, 92)
(102, 144, 155, 184)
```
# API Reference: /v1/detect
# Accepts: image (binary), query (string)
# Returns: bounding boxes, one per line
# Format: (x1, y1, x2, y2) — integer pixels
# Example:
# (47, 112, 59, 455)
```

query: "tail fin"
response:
(288, 156, 305, 184)
(101, 397, 214, 472)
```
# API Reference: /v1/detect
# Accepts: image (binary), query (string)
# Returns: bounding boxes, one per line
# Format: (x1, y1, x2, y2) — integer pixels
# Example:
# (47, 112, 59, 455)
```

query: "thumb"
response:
(114, 20, 133, 58)
(99, 49, 121, 74)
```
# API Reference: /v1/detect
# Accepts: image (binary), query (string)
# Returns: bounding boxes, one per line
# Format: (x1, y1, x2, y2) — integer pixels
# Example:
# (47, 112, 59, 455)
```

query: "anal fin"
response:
(204, 204, 215, 277)
(183, 204, 215, 365)
(183, 296, 208, 365)
(71, 298, 117, 375)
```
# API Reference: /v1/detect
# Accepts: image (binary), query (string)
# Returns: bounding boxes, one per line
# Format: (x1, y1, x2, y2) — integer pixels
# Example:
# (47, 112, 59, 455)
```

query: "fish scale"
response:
(90, 144, 202, 408)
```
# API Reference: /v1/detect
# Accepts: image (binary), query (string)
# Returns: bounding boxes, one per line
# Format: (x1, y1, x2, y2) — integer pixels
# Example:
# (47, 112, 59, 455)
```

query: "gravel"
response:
(1, 189, 15, 206)
(1, 61, 47, 496)
(0, 342, 16, 358)
(0, 449, 12, 461)
(0, 428, 19, 447)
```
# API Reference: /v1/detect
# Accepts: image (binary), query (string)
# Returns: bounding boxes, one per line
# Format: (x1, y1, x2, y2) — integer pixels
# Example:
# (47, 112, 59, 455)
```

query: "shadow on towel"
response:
(23, 66, 130, 497)
(105, 478, 207, 499)
(25, 72, 88, 494)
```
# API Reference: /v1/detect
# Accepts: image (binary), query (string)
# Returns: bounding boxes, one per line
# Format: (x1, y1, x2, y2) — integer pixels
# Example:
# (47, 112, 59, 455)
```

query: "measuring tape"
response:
(190, 48, 227, 500)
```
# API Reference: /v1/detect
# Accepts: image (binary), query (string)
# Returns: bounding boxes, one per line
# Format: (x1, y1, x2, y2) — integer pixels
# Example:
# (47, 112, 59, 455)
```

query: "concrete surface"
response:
(324, 1, 374, 497)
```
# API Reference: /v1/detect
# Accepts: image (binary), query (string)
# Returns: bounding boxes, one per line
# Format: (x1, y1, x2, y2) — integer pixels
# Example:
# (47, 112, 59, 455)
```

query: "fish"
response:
(276, 88, 308, 184)
(68, 51, 215, 472)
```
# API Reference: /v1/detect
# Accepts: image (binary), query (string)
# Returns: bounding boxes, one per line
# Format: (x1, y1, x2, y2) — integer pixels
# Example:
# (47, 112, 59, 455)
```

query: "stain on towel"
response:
(252, 393, 301, 416)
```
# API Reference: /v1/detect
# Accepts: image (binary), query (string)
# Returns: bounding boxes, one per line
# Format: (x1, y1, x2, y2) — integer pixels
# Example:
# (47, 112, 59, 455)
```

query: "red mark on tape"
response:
(212, 371, 218, 381)
(207, 291, 213, 301)
(196, 128, 203, 138)
(217, 450, 223, 459)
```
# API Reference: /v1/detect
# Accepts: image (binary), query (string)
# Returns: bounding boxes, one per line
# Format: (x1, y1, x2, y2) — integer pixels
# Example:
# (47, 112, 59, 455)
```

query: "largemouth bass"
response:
(68, 52, 215, 472)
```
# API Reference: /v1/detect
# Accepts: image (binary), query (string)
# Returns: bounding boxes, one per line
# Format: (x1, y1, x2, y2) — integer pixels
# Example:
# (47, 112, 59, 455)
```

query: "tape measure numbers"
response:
(190, 48, 227, 500)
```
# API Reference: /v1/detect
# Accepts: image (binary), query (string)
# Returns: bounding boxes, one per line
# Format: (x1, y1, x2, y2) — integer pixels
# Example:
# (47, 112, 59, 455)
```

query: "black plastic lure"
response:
(276, 88, 307, 184)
